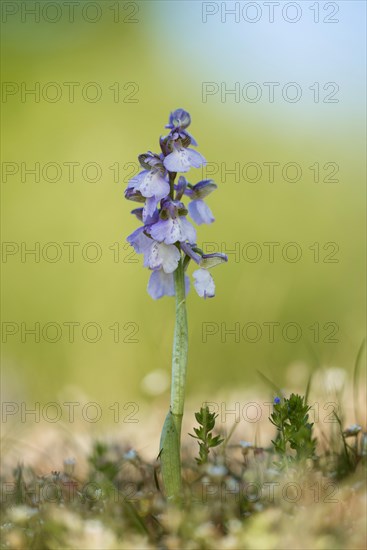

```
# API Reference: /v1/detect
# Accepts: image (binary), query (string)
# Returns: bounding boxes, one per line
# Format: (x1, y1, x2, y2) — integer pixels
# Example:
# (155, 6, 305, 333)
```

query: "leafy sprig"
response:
(189, 406, 224, 465)
(270, 393, 317, 463)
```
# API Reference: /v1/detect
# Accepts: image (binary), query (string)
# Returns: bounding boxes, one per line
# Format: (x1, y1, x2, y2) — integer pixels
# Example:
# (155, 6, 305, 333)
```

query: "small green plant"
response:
(270, 394, 317, 463)
(189, 406, 224, 465)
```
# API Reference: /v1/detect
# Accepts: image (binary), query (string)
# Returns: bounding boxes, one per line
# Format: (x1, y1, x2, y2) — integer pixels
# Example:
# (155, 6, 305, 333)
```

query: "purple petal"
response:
(186, 149, 206, 168)
(147, 270, 175, 299)
(144, 208, 160, 226)
(188, 180, 217, 200)
(127, 227, 152, 255)
(188, 200, 214, 225)
(186, 131, 198, 147)
(131, 208, 143, 221)
(193, 269, 215, 298)
(150, 218, 183, 245)
(127, 170, 146, 190)
(175, 176, 187, 201)
(180, 217, 196, 244)
(163, 148, 190, 172)
(139, 171, 170, 199)
(143, 196, 160, 222)
(147, 242, 181, 273)
(163, 147, 206, 173)
(149, 216, 196, 245)
(181, 242, 202, 264)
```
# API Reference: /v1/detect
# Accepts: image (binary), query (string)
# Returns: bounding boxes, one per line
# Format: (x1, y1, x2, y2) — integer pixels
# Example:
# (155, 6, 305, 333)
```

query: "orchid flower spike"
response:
(125, 109, 227, 299)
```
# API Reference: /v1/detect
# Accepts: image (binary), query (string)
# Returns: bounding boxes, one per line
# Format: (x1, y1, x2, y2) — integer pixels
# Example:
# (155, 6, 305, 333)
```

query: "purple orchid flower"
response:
(165, 109, 191, 130)
(128, 154, 170, 222)
(127, 227, 180, 273)
(149, 200, 196, 245)
(165, 108, 198, 146)
(185, 179, 217, 225)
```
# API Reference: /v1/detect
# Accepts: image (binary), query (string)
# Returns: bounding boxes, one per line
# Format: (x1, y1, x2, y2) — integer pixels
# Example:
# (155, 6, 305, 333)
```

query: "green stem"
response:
(171, 259, 188, 425)
(159, 258, 188, 498)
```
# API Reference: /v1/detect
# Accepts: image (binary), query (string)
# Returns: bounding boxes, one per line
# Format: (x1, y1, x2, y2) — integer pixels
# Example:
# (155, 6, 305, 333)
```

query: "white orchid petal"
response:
(193, 269, 215, 298)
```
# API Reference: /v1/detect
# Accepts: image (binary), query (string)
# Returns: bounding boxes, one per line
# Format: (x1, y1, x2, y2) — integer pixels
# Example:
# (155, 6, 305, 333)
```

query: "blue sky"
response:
(154, 1, 366, 110)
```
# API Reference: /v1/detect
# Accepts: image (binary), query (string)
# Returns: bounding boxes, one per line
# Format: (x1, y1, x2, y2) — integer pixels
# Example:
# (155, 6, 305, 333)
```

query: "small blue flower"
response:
(166, 109, 191, 130)
(274, 397, 281, 405)
(165, 109, 198, 146)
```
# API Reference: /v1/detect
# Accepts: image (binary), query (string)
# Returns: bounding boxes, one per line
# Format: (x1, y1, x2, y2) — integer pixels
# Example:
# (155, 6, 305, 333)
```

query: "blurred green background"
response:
(1, 1, 365, 413)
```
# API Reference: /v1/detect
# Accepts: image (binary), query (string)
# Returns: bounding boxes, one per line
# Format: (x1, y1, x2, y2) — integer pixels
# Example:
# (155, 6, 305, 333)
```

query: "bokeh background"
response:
(1, 1, 366, 457)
